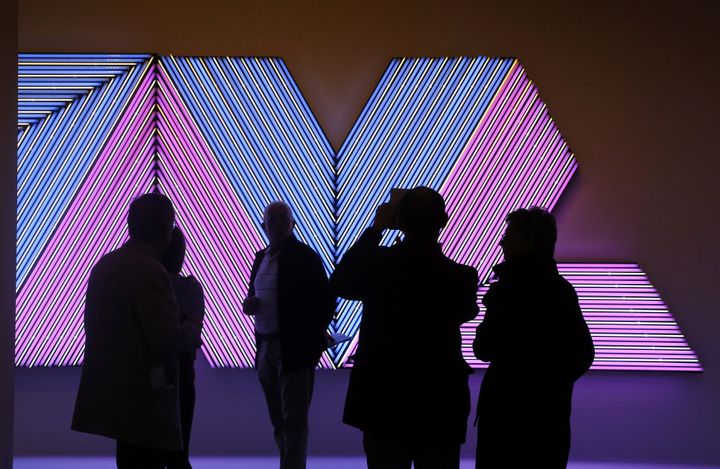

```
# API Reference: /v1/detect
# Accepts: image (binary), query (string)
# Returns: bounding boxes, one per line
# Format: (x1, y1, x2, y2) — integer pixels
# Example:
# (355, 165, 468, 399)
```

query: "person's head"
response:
(127, 193, 175, 251)
(500, 207, 557, 260)
(160, 226, 186, 275)
(261, 201, 295, 247)
(396, 186, 449, 240)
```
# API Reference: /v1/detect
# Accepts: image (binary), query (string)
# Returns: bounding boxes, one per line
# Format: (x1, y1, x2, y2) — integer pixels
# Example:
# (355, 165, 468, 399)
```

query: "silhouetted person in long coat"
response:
(72, 193, 202, 469)
(473, 207, 595, 468)
(331, 187, 479, 469)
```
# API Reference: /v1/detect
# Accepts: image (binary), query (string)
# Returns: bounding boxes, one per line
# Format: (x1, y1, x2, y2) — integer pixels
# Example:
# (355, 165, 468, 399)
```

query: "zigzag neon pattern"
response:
(155, 61, 264, 368)
(16, 57, 156, 366)
(158, 56, 337, 368)
(17, 55, 152, 288)
(15, 54, 701, 371)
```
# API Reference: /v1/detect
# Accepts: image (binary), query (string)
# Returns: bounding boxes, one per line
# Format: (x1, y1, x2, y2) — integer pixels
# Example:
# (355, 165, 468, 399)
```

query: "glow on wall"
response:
(16, 54, 701, 371)
(461, 264, 702, 371)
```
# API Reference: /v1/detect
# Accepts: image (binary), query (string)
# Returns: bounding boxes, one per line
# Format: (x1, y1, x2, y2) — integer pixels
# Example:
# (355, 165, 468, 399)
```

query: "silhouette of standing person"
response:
(161, 227, 205, 469)
(331, 187, 479, 469)
(72, 193, 202, 469)
(473, 207, 595, 468)
(243, 201, 335, 469)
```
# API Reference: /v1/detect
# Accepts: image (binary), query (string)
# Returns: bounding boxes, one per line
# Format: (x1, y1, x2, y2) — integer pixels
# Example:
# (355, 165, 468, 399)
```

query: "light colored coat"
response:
(72, 241, 199, 450)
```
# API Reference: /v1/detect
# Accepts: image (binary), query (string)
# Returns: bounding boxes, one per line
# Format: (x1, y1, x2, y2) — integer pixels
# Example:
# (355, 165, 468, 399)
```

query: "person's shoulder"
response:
(557, 274, 579, 297)
(289, 237, 322, 260)
(444, 256, 479, 278)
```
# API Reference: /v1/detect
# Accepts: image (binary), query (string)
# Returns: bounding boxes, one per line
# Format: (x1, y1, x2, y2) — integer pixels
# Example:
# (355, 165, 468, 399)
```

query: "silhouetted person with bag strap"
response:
(473, 207, 594, 468)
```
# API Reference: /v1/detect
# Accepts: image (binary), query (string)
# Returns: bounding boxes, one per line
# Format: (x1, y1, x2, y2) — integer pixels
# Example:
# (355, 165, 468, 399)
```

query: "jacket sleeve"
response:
(329, 227, 383, 301)
(565, 288, 595, 380)
(133, 264, 200, 358)
(306, 251, 336, 328)
(246, 252, 263, 299)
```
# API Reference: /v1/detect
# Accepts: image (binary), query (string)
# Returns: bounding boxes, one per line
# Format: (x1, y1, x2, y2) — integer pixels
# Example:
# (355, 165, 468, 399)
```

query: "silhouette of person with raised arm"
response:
(161, 226, 205, 469)
(331, 187, 479, 469)
(242, 201, 335, 469)
(72, 193, 202, 469)
(473, 207, 595, 469)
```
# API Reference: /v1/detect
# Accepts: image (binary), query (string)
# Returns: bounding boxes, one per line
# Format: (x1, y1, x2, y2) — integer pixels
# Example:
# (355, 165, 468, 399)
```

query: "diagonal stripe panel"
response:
(156, 61, 265, 368)
(159, 56, 335, 271)
(159, 56, 337, 368)
(334, 57, 515, 365)
(460, 264, 702, 371)
(16, 54, 152, 288)
(439, 60, 577, 281)
(15, 63, 157, 367)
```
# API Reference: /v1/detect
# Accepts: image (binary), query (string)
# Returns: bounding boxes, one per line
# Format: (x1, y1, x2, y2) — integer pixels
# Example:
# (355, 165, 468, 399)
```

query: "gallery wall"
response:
(12, 0, 720, 464)
(1, 1, 17, 468)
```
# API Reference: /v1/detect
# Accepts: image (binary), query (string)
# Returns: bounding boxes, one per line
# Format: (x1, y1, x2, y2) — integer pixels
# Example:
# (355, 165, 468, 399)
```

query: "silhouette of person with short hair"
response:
(331, 187, 479, 469)
(473, 207, 595, 468)
(243, 201, 335, 469)
(161, 226, 205, 469)
(72, 193, 202, 469)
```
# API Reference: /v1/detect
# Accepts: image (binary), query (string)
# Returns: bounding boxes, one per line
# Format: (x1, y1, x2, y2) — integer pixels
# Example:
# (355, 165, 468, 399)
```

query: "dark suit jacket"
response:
(72, 241, 200, 450)
(473, 255, 595, 467)
(247, 235, 335, 372)
(330, 228, 479, 444)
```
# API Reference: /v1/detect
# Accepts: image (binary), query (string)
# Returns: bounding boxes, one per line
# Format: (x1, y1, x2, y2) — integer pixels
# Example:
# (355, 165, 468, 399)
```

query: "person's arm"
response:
(330, 203, 394, 300)
(133, 265, 200, 358)
(455, 266, 480, 325)
(306, 253, 336, 328)
(181, 275, 206, 334)
(329, 227, 383, 301)
(243, 253, 263, 315)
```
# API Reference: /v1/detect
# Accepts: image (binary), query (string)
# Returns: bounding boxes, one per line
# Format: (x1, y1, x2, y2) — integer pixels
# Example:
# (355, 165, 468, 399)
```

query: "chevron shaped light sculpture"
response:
(16, 54, 701, 371)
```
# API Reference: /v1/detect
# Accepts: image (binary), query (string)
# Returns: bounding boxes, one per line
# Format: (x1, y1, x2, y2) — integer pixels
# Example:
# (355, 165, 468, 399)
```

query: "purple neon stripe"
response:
(156, 67, 264, 368)
(15, 90, 155, 352)
(441, 63, 526, 258)
(157, 113, 258, 368)
(33, 152, 154, 366)
(15, 81, 154, 344)
(16, 75, 156, 366)
(16, 79, 156, 366)
(18, 116, 154, 365)
(159, 133, 255, 367)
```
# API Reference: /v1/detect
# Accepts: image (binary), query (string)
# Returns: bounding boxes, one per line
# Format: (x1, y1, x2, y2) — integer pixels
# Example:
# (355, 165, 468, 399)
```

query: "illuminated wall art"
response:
(156, 57, 335, 368)
(15, 54, 701, 371)
(16, 54, 155, 366)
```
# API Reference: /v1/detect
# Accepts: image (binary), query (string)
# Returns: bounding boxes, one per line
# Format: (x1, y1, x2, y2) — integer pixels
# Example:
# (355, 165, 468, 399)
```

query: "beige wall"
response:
(14, 0, 720, 463)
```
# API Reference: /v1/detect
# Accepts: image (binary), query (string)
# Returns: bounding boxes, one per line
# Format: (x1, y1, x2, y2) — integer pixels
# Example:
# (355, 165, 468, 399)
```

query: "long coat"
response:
(72, 241, 200, 450)
(473, 256, 595, 468)
(247, 235, 335, 372)
(331, 228, 479, 444)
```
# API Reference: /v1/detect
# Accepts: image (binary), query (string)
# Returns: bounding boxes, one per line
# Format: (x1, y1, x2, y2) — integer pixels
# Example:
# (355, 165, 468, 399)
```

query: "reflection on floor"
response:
(12, 457, 717, 469)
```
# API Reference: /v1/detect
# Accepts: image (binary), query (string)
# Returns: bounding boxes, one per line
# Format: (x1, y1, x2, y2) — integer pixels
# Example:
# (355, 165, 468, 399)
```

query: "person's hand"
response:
(243, 296, 261, 315)
(372, 203, 395, 230)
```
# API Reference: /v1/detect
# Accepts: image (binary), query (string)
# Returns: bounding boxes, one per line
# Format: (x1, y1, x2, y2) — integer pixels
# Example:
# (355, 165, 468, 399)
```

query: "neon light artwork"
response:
(16, 54, 701, 371)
